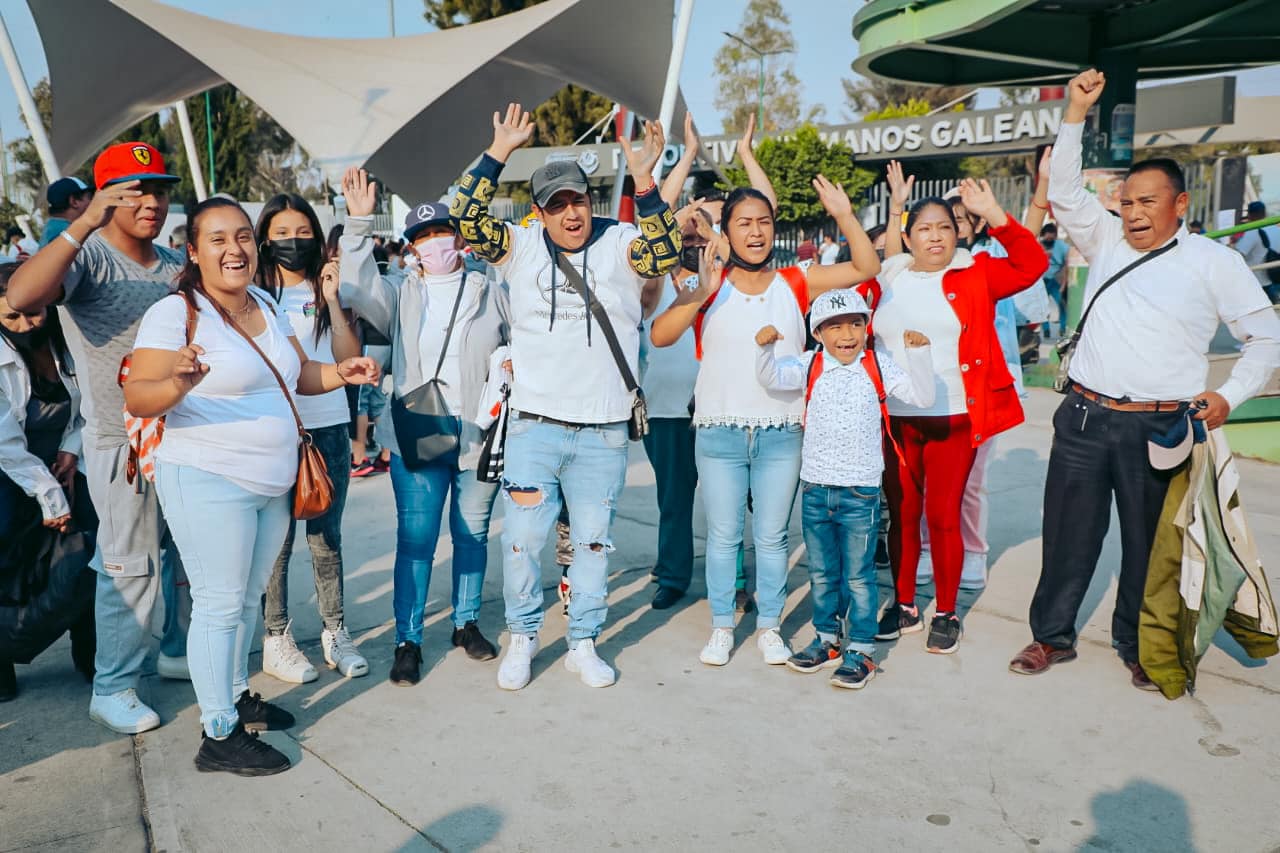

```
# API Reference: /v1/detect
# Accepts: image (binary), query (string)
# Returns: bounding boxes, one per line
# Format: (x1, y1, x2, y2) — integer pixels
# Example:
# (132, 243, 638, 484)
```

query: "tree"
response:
(722, 125, 874, 228)
(713, 0, 818, 134)
(842, 76, 972, 120)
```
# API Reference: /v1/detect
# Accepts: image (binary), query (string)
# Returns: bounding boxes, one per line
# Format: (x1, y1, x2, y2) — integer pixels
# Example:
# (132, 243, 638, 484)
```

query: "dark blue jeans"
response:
(800, 481, 881, 654)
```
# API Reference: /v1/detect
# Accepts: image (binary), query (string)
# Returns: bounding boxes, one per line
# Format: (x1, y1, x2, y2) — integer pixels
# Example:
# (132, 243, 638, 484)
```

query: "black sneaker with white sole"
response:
(874, 603, 923, 641)
(234, 690, 295, 732)
(785, 637, 843, 673)
(194, 723, 290, 776)
(830, 651, 877, 690)
(926, 613, 962, 654)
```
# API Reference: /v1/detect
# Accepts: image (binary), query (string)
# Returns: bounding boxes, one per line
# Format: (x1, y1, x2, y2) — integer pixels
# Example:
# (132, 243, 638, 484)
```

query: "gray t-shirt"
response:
(58, 234, 184, 448)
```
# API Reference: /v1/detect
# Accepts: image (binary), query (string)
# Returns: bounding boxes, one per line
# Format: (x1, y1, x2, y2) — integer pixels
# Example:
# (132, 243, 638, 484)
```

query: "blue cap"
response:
(403, 201, 453, 241)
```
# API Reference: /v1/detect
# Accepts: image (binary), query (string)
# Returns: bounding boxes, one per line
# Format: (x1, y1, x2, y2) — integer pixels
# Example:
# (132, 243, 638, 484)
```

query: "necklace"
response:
(228, 295, 255, 319)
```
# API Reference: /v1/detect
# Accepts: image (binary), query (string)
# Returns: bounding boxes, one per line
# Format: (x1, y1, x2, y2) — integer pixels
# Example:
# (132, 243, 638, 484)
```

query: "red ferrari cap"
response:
(93, 142, 180, 190)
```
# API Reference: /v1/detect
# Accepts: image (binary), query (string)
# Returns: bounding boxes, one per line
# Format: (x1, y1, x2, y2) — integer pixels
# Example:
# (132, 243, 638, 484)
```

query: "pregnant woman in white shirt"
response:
(124, 198, 379, 778)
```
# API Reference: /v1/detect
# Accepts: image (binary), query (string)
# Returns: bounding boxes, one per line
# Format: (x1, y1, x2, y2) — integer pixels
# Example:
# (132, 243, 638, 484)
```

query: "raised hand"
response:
(682, 112, 699, 157)
(1037, 146, 1053, 181)
(624, 120, 666, 185)
(813, 174, 854, 221)
(341, 167, 378, 218)
(737, 112, 757, 163)
(886, 160, 914, 212)
(319, 260, 341, 303)
(673, 198, 706, 230)
(755, 325, 783, 347)
(1066, 69, 1105, 122)
(337, 356, 381, 387)
(171, 343, 209, 394)
(956, 178, 1007, 228)
(489, 103, 535, 163)
(82, 180, 142, 232)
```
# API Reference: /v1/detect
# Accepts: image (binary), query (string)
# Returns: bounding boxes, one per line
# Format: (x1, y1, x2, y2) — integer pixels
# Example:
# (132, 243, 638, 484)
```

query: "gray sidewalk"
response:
(3, 389, 1278, 852)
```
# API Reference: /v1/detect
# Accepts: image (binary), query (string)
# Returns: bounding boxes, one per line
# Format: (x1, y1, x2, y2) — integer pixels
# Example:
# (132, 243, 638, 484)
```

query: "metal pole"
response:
(652, 0, 695, 183)
(757, 54, 764, 130)
(0, 13, 59, 181)
(204, 91, 216, 194)
(388, 0, 396, 37)
(174, 100, 207, 201)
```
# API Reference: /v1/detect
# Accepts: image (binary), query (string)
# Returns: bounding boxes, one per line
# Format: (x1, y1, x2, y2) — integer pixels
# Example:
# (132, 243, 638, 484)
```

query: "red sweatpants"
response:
(883, 414, 978, 613)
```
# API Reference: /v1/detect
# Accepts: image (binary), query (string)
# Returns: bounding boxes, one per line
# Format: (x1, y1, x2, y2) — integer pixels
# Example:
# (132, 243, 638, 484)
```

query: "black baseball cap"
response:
(403, 201, 452, 241)
(530, 160, 589, 208)
(47, 176, 90, 208)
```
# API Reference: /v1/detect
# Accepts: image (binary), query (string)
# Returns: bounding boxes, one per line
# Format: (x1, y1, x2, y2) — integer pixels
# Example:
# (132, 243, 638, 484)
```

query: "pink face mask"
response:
(414, 235, 461, 275)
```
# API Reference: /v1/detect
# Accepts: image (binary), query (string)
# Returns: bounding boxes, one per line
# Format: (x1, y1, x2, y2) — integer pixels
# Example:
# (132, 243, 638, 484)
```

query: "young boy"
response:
(755, 288, 933, 689)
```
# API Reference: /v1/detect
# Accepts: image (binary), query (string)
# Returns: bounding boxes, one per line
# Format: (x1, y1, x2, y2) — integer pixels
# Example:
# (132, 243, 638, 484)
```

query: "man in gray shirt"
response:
(8, 141, 190, 734)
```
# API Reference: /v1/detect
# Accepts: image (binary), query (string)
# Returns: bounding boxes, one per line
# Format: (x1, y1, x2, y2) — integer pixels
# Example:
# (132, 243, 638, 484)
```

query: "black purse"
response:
(390, 274, 468, 468)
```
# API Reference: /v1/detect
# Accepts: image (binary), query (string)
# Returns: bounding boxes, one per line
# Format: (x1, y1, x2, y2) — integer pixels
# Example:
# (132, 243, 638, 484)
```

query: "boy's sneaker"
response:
(557, 570, 571, 618)
(235, 690, 295, 732)
(699, 628, 734, 666)
(926, 613, 963, 654)
(194, 723, 290, 777)
(263, 624, 318, 684)
(785, 637, 843, 673)
(875, 603, 923, 641)
(322, 624, 369, 678)
(564, 639, 616, 688)
(497, 633, 539, 690)
(89, 688, 161, 734)
(830, 651, 878, 690)
(351, 458, 375, 478)
(756, 628, 791, 665)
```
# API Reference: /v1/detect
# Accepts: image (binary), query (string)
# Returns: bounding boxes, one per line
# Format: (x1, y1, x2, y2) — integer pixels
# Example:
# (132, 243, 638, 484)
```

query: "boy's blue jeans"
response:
(800, 481, 881, 655)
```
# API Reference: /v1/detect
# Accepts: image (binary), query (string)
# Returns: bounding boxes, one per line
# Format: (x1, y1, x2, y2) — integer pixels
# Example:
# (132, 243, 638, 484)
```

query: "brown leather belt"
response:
(1070, 383, 1184, 413)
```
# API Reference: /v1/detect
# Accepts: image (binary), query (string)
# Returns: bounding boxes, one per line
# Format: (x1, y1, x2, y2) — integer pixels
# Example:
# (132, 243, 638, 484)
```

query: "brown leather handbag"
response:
(217, 293, 334, 520)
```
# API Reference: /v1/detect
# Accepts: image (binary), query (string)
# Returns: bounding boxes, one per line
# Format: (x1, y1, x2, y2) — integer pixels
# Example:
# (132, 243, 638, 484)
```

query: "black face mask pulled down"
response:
(679, 244, 705, 274)
(0, 322, 51, 352)
(727, 246, 775, 272)
(268, 237, 319, 273)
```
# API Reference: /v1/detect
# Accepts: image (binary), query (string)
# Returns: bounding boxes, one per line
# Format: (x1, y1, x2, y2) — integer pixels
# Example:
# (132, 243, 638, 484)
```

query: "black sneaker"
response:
(785, 637, 843, 673)
(451, 622, 497, 661)
(875, 603, 923, 641)
(734, 589, 756, 615)
(195, 723, 290, 777)
(926, 613, 963, 654)
(235, 690, 295, 732)
(0, 660, 16, 702)
(830, 651, 878, 690)
(390, 641, 422, 686)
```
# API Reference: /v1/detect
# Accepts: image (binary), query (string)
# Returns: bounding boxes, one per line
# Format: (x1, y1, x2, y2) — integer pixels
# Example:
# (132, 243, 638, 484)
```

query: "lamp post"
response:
(722, 31, 790, 130)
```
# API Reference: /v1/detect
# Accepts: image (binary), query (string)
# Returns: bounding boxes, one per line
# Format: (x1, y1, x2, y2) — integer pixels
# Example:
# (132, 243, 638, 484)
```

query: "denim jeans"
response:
(641, 417, 697, 592)
(695, 425, 802, 629)
(264, 424, 351, 634)
(1043, 278, 1067, 336)
(389, 449, 498, 642)
(801, 482, 881, 654)
(501, 418, 628, 643)
(155, 462, 291, 738)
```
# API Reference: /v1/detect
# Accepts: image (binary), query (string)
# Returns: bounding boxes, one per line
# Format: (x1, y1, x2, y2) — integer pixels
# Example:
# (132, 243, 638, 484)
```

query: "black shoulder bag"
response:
(554, 253, 649, 440)
(1054, 240, 1177, 393)
(1256, 228, 1280, 285)
(390, 274, 468, 467)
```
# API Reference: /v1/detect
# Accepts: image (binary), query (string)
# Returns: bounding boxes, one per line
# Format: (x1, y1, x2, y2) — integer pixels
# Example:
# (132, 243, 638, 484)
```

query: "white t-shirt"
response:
(639, 274, 699, 419)
(693, 264, 810, 429)
(412, 269, 477, 414)
(134, 288, 302, 497)
(277, 282, 351, 430)
(499, 220, 643, 423)
(819, 243, 840, 265)
(873, 267, 967, 417)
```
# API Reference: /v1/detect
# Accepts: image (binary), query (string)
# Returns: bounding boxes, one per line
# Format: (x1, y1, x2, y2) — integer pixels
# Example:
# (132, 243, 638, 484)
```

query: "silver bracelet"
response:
(60, 230, 82, 250)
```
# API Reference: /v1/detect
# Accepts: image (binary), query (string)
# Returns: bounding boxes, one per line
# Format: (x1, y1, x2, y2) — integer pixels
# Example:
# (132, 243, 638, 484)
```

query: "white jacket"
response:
(0, 336, 83, 519)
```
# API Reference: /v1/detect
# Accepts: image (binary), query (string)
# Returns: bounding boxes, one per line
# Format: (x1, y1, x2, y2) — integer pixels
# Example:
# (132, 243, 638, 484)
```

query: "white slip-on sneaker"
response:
(262, 622, 318, 684)
(322, 624, 369, 678)
(89, 688, 161, 734)
(564, 638, 616, 688)
(916, 548, 934, 586)
(497, 633, 540, 691)
(958, 551, 989, 590)
(757, 628, 791, 665)
(699, 627, 734, 666)
(156, 653, 190, 681)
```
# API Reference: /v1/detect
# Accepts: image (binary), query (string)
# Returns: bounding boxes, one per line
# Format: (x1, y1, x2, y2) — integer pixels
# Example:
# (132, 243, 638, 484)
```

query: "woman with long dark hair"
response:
(124, 197, 379, 776)
(255, 194, 367, 684)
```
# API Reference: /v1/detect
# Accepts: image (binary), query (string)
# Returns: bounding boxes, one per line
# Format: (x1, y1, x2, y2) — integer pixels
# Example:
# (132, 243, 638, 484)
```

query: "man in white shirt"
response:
(1233, 201, 1280, 303)
(819, 233, 840, 266)
(1010, 70, 1280, 688)
(451, 103, 681, 691)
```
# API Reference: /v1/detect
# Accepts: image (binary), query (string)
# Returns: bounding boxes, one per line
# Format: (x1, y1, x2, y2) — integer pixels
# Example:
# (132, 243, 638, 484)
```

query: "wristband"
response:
(60, 230, 83, 250)
(634, 181, 657, 197)
(1032, 200, 1050, 211)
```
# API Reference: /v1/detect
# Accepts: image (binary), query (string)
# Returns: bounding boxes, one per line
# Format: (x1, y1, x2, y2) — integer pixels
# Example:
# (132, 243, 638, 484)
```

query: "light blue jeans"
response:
(389, 450, 499, 642)
(695, 425, 802, 629)
(500, 418, 628, 644)
(155, 462, 291, 738)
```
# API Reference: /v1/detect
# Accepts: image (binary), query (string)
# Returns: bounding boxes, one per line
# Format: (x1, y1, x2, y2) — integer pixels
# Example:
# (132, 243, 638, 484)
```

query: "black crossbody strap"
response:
(430, 272, 468, 381)
(1070, 239, 1177, 349)
(555, 252, 638, 392)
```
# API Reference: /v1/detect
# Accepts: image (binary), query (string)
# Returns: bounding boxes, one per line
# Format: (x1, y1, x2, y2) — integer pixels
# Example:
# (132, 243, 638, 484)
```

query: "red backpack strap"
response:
(777, 265, 810, 314)
(804, 349, 824, 408)
(691, 266, 730, 361)
(861, 348, 905, 467)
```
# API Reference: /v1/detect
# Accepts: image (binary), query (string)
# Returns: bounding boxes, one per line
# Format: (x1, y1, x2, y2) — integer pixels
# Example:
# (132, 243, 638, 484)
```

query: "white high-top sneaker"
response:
(564, 639, 616, 687)
(756, 628, 791, 665)
(262, 622, 318, 684)
(916, 549, 934, 586)
(497, 633, 540, 691)
(89, 688, 161, 734)
(322, 624, 369, 678)
(699, 628, 734, 666)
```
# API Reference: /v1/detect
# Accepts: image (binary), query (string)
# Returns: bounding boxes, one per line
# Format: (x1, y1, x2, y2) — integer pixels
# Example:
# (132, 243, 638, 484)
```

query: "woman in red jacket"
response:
(862, 179, 1048, 653)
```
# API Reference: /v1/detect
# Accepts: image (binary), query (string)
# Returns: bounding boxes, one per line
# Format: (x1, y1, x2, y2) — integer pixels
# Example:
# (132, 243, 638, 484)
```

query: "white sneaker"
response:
(564, 638, 616, 688)
(757, 628, 791, 665)
(322, 624, 369, 678)
(156, 653, 190, 681)
(497, 633, 540, 690)
(916, 549, 934, 586)
(89, 688, 160, 734)
(699, 628, 734, 666)
(262, 623, 318, 684)
(959, 551, 988, 590)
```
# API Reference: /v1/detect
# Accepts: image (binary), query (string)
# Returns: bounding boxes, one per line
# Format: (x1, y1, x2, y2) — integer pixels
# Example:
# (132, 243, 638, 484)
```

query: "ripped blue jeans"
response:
(500, 417, 628, 644)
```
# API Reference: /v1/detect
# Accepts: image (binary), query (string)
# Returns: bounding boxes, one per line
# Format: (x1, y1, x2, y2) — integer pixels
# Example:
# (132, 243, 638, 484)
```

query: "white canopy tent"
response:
(26, 0, 688, 201)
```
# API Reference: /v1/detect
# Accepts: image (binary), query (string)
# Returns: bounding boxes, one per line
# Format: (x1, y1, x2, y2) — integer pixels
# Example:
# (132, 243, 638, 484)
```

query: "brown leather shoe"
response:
(1126, 661, 1160, 692)
(1009, 641, 1077, 675)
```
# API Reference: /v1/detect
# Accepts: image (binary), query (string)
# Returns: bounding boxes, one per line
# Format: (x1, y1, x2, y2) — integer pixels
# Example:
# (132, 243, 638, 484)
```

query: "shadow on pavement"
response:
(1078, 778, 1198, 852)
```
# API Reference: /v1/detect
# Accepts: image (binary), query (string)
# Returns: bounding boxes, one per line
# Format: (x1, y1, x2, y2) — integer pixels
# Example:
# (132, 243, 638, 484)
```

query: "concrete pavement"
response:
(2, 389, 1278, 852)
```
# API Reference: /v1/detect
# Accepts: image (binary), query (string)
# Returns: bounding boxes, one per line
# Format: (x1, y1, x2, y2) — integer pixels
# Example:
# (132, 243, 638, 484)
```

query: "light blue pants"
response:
(155, 462, 291, 738)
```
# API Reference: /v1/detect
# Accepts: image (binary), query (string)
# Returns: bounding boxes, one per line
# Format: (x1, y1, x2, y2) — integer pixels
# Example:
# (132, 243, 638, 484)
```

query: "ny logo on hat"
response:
(131, 145, 152, 166)
(828, 293, 848, 309)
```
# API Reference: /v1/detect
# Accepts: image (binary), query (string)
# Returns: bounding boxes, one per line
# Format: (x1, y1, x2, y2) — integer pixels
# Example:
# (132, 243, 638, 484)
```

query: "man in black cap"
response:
(40, 177, 93, 247)
(1235, 200, 1280, 303)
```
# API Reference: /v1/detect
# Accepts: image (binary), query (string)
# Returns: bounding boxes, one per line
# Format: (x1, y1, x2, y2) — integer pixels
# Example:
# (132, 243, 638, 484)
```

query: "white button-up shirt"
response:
(1049, 122, 1280, 408)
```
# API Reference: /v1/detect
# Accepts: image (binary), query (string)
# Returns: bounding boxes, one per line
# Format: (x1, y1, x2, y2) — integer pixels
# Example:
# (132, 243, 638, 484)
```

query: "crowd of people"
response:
(0, 70, 1277, 778)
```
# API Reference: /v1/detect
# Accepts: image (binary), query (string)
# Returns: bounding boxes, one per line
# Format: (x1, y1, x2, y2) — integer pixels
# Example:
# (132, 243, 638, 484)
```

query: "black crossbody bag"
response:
(554, 253, 649, 440)
(390, 274, 468, 466)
